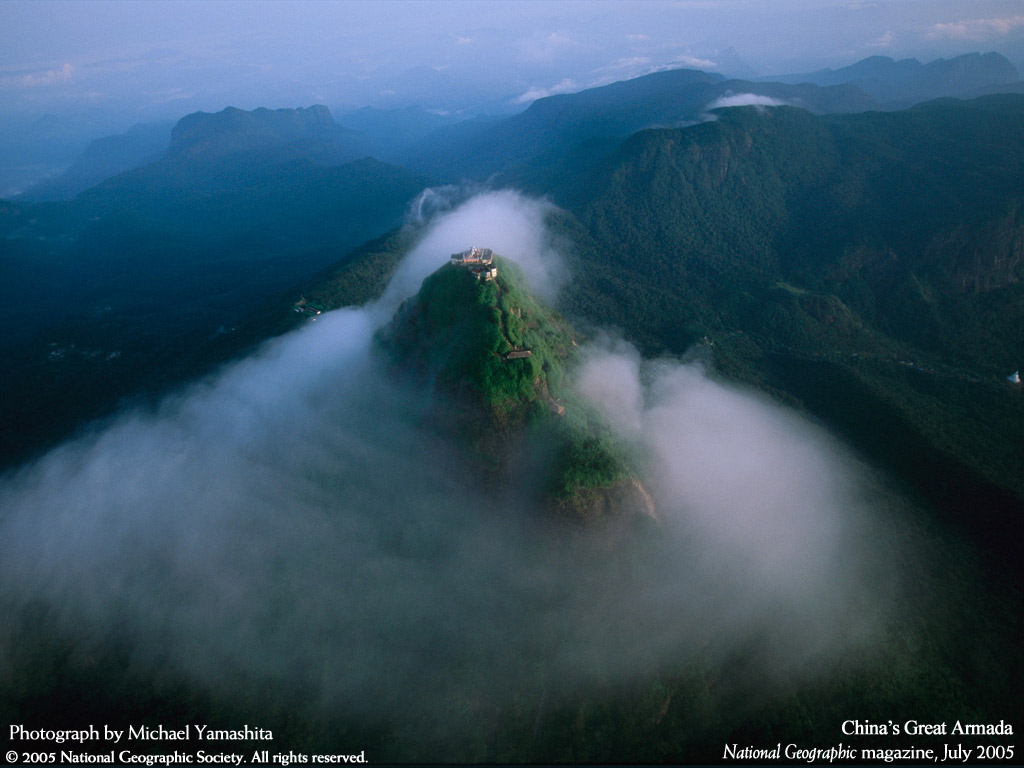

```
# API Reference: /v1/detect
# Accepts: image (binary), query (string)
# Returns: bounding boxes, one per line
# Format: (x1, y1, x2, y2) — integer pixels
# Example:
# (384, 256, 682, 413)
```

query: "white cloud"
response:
(675, 54, 719, 70)
(707, 92, 787, 110)
(385, 189, 567, 309)
(512, 76, 579, 104)
(599, 56, 653, 72)
(867, 30, 894, 48)
(926, 14, 1024, 41)
(626, 33, 650, 42)
(1, 62, 73, 88)
(516, 30, 578, 65)
(546, 31, 574, 47)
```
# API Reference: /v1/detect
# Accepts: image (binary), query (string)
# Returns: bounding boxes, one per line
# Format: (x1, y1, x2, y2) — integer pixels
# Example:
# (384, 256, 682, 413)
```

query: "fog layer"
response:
(0, 191, 898, 737)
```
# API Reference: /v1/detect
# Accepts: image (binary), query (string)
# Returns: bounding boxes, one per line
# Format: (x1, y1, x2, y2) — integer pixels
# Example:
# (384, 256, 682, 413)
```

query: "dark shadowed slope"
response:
(0, 106, 434, 469)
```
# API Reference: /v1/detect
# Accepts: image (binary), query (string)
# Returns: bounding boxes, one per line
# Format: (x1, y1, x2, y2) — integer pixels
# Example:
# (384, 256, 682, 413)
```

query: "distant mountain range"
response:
(769, 51, 1021, 106)
(19, 104, 378, 202)
(0, 104, 433, 467)
(397, 67, 878, 189)
(17, 52, 1021, 205)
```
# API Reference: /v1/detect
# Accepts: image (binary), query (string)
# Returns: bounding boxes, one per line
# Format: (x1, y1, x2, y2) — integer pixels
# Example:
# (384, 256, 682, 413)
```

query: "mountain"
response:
(281, 95, 1024, 573)
(552, 95, 1024, 568)
(0, 104, 434, 470)
(10, 104, 380, 205)
(0, 110, 133, 197)
(18, 121, 174, 201)
(562, 96, 1024, 372)
(377, 254, 653, 522)
(183, 97, 1024, 758)
(165, 104, 374, 166)
(770, 52, 1021, 106)
(400, 67, 876, 192)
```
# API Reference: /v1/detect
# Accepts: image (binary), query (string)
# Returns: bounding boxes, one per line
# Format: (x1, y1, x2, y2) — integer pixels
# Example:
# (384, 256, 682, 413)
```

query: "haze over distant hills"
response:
(396, 67, 878, 188)
(10, 50, 1021, 204)
(769, 51, 1021, 106)
(19, 120, 174, 201)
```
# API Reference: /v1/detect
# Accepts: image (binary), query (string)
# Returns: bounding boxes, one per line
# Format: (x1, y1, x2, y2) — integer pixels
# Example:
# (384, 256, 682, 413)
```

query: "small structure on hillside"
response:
(1009, 370, 1021, 385)
(451, 247, 497, 281)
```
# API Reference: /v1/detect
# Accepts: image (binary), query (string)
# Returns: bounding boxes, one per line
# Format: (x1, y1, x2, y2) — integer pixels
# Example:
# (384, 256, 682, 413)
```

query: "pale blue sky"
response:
(1, 0, 1023, 122)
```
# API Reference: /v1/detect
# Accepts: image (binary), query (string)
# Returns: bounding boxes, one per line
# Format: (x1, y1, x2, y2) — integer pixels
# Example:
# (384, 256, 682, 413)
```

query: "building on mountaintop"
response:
(451, 247, 497, 281)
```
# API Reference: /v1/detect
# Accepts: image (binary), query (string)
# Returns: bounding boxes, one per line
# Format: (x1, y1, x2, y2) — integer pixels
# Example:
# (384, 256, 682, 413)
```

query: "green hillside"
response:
(377, 256, 641, 512)
(549, 98, 1024, 533)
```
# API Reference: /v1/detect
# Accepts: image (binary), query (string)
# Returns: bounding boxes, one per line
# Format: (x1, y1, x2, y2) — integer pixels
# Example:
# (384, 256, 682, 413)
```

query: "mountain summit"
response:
(166, 104, 374, 165)
(377, 251, 655, 524)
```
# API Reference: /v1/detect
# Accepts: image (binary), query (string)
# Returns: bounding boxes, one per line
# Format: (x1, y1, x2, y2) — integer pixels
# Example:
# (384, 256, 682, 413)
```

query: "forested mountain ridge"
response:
(562, 96, 1024, 373)
(377, 257, 650, 521)
(18, 121, 174, 202)
(165, 104, 374, 166)
(546, 95, 1024, 560)
(400, 67, 877, 189)
(2, 60, 1024, 765)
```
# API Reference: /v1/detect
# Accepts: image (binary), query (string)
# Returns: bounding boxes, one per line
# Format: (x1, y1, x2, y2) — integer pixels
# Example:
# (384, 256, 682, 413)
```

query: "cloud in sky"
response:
(1, 2, 1022, 126)
(926, 14, 1024, 41)
(513, 76, 579, 104)
(707, 92, 787, 110)
(675, 53, 719, 69)
(867, 30, 894, 48)
(0, 62, 73, 88)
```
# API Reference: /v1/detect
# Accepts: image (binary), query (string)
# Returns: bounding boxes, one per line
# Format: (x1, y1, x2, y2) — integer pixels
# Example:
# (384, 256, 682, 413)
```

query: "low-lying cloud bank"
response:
(576, 338, 888, 657)
(0, 191, 901, 739)
(707, 92, 789, 110)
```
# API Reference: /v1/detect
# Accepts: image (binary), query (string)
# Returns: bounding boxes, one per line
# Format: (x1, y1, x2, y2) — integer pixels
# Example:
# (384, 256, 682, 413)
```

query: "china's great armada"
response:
(842, 720, 1013, 736)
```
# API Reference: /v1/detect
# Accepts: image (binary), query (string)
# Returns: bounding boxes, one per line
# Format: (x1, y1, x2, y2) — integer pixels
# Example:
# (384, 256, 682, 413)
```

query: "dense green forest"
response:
(377, 257, 637, 508)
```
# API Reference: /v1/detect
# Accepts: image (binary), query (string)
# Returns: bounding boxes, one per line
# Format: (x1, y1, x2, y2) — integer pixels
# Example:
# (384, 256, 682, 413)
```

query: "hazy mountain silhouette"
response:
(770, 51, 1021, 106)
